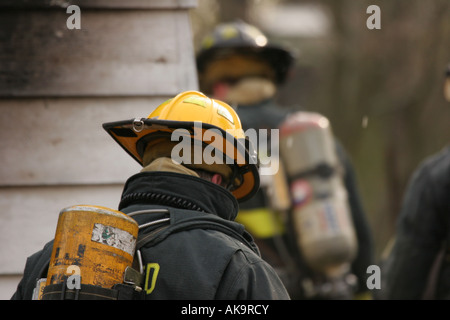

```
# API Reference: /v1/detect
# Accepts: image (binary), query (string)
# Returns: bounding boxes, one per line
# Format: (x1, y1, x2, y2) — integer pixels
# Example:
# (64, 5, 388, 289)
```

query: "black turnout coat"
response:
(11, 171, 290, 300)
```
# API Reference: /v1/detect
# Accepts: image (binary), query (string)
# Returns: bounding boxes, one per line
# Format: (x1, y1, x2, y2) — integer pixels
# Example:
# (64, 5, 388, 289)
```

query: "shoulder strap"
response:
(136, 224, 170, 250)
(136, 217, 259, 255)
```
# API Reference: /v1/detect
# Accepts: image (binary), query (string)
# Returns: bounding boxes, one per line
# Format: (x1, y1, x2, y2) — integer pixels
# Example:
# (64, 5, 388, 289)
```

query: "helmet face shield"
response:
(198, 53, 276, 95)
(103, 91, 260, 202)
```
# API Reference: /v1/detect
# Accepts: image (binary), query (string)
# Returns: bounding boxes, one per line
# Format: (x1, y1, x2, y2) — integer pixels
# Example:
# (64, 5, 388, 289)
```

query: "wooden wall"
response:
(0, 0, 198, 299)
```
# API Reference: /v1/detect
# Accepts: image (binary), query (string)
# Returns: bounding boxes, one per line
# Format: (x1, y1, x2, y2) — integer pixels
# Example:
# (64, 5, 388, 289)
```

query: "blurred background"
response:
(0, 0, 449, 298)
(191, 0, 450, 259)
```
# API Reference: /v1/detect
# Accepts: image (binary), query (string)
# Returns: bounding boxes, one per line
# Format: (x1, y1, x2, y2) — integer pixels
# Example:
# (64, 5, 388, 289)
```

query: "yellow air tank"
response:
(45, 205, 139, 290)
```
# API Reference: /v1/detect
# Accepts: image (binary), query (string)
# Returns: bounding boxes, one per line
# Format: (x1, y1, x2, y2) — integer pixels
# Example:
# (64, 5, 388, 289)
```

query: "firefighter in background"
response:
(378, 64, 450, 300)
(196, 20, 374, 299)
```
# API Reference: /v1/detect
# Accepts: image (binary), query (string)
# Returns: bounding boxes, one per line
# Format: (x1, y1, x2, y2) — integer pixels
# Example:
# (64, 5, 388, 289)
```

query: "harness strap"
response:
(41, 282, 145, 300)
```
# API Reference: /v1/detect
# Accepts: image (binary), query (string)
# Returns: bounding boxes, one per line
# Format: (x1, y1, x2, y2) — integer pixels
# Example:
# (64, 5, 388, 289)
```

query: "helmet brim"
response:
(103, 118, 260, 202)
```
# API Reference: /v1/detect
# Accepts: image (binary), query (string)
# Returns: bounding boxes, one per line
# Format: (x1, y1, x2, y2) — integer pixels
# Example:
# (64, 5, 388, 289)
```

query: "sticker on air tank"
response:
(290, 180, 312, 207)
(91, 223, 136, 256)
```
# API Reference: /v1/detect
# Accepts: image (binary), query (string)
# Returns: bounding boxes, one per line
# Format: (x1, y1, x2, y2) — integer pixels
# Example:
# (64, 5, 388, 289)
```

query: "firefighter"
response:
(379, 64, 450, 299)
(196, 20, 374, 299)
(11, 91, 290, 300)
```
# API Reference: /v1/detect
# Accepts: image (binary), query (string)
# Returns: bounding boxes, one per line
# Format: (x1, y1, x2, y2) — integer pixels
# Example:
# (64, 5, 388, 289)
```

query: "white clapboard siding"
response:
(0, 184, 126, 274)
(0, 97, 165, 186)
(0, 0, 197, 9)
(0, 1, 198, 299)
(0, 9, 198, 96)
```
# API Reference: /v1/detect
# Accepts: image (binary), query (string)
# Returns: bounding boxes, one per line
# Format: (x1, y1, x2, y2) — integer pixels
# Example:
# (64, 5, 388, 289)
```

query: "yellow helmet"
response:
(103, 91, 259, 202)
